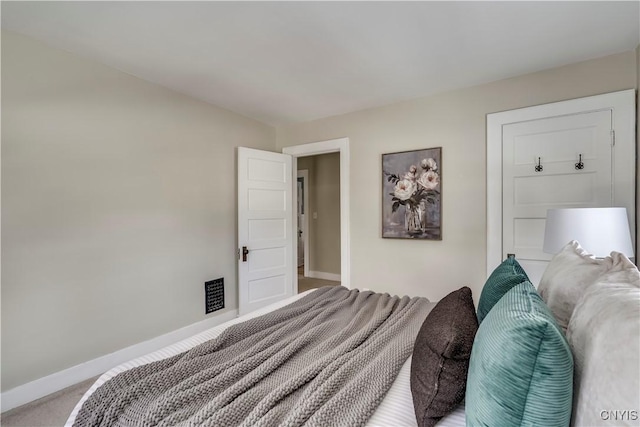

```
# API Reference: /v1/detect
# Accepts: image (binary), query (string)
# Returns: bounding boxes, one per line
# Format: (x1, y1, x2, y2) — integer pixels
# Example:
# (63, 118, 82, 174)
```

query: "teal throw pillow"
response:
(476, 257, 528, 323)
(466, 281, 573, 427)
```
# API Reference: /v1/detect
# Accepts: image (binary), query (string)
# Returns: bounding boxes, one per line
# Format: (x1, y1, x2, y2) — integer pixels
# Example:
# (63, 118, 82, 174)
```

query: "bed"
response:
(67, 240, 639, 427)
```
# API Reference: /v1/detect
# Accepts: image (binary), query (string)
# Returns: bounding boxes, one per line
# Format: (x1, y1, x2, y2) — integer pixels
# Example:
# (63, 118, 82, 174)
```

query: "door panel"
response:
(248, 275, 287, 302)
(248, 247, 286, 272)
(248, 218, 286, 240)
(502, 110, 613, 286)
(238, 147, 293, 315)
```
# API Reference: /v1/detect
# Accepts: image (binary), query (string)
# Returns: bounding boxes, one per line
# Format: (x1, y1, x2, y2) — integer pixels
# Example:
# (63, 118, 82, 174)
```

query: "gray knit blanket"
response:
(73, 286, 433, 427)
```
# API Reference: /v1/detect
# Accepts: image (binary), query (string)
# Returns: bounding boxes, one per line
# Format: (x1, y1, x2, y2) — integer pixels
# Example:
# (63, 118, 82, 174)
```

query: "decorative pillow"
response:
(537, 241, 632, 333)
(476, 256, 529, 323)
(597, 251, 640, 286)
(567, 281, 640, 427)
(410, 287, 478, 427)
(466, 281, 573, 427)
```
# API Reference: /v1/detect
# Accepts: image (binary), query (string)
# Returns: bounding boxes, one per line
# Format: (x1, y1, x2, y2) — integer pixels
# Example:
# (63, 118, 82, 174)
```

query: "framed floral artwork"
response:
(382, 147, 442, 239)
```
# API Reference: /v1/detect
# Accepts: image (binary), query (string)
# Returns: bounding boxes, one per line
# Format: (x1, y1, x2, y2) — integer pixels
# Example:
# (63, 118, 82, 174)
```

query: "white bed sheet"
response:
(66, 289, 465, 427)
(368, 357, 466, 427)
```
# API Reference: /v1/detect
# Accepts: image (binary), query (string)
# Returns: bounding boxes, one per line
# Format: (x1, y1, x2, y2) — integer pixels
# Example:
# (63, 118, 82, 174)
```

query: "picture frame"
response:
(382, 147, 442, 239)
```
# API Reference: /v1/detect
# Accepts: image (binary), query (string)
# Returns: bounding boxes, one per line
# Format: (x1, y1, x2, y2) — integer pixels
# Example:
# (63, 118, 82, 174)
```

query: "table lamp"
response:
(542, 207, 634, 258)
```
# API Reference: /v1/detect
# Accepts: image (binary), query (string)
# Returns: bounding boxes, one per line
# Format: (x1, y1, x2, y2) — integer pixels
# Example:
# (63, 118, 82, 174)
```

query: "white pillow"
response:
(567, 282, 640, 426)
(598, 251, 640, 285)
(537, 241, 612, 333)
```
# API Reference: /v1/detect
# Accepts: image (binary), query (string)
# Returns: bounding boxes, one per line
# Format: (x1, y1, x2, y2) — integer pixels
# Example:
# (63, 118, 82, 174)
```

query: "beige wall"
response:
(277, 50, 638, 302)
(313, 153, 341, 275)
(1, 32, 276, 391)
(297, 153, 341, 275)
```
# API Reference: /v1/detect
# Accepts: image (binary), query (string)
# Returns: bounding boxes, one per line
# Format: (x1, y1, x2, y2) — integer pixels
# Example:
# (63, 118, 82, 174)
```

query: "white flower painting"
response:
(382, 147, 442, 239)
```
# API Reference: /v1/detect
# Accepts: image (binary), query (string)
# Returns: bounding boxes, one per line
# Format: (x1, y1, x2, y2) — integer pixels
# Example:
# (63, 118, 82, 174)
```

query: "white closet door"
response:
(502, 110, 613, 285)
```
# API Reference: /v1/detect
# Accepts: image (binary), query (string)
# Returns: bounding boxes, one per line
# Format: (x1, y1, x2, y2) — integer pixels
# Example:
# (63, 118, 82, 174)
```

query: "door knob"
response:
(242, 246, 250, 262)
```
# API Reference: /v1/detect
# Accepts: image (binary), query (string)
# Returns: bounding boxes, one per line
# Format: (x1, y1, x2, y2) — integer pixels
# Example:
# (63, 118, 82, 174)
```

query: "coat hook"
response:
(575, 154, 584, 170)
(535, 157, 543, 172)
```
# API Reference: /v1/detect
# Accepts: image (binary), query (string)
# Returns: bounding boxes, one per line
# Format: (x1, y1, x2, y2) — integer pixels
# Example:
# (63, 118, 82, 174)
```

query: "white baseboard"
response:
(1, 309, 238, 413)
(307, 270, 341, 282)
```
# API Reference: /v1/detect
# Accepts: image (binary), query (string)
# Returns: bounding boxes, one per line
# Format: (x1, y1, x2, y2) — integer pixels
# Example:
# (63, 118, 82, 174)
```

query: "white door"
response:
(502, 110, 613, 285)
(238, 147, 293, 315)
(297, 177, 304, 267)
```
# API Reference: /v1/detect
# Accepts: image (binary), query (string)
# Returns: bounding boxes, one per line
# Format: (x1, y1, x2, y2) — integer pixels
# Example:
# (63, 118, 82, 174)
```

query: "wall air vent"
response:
(205, 278, 224, 314)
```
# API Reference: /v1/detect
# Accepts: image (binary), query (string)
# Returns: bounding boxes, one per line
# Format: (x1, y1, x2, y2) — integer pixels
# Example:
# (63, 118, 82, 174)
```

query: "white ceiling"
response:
(2, 1, 639, 126)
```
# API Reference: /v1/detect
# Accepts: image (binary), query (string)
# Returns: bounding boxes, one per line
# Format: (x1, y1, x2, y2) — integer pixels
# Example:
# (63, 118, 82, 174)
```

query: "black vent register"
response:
(205, 278, 224, 314)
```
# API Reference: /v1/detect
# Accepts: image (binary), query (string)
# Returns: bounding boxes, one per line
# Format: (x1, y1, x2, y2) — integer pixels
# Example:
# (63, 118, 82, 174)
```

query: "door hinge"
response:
(611, 130, 615, 146)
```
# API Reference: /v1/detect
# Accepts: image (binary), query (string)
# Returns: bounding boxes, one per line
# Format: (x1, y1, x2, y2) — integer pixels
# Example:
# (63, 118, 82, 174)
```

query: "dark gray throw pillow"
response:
(410, 286, 478, 427)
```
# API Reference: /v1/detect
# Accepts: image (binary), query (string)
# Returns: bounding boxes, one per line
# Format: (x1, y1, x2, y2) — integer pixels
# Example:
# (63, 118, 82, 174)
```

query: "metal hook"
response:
(535, 157, 543, 172)
(575, 154, 584, 170)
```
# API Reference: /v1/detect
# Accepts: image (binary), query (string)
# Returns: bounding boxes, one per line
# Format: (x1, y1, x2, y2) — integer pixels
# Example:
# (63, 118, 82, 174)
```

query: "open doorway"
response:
(283, 137, 350, 293)
(296, 154, 341, 293)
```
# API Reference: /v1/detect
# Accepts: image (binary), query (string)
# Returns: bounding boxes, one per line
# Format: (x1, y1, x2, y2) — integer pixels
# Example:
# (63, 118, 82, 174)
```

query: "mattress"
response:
(66, 289, 466, 427)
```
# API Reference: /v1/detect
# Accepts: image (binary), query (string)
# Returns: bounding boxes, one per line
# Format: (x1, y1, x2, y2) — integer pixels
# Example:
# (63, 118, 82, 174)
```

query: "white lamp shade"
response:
(543, 207, 634, 257)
